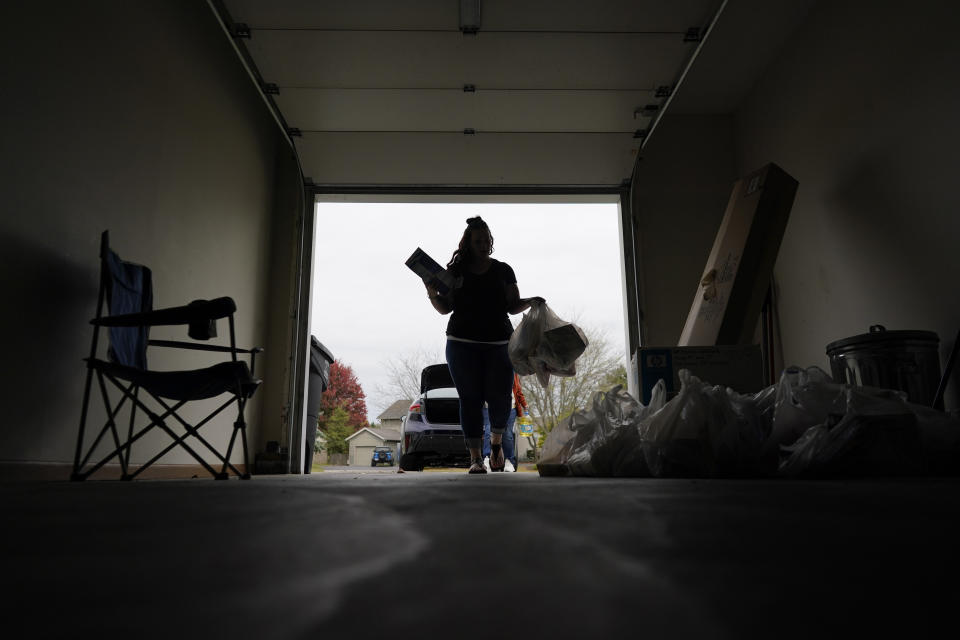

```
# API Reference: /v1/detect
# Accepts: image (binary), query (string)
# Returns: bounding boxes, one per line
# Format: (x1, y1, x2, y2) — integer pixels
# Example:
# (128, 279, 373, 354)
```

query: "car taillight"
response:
(409, 402, 421, 415)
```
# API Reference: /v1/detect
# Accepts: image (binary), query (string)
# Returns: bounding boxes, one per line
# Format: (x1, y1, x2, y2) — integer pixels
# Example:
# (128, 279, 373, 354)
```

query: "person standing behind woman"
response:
(481, 372, 528, 471)
(425, 216, 542, 474)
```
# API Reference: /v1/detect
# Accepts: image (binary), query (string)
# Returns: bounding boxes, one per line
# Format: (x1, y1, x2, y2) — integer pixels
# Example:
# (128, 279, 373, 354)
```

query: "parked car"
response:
(371, 446, 394, 467)
(399, 364, 468, 471)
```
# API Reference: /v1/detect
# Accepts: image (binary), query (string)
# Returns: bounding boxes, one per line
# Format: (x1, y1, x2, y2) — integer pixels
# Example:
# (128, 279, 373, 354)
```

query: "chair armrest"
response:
(93, 297, 237, 327)
(148, 340, 263, 355)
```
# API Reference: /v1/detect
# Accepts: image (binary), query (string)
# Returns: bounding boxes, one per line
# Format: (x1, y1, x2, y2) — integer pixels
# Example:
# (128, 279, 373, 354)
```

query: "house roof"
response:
(345, 426, 401, 443)
(377, 398, 412, 421)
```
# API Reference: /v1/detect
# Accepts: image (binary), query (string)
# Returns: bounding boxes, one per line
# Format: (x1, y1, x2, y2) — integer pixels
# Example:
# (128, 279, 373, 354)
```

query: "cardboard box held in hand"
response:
(405, 247, 461, 295)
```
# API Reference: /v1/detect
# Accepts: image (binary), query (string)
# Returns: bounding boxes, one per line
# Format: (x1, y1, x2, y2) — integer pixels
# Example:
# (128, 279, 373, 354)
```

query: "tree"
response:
(318, 361, 368, 430)
(376, 347, 443, 403)
(601, 363, 628, 390)
(519, 324, 624, 438)
(322, 407, 353, 455)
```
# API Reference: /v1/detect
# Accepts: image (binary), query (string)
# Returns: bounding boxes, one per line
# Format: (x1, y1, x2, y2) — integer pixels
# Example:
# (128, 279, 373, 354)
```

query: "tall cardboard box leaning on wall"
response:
(678, 163, 799, 346)
(640, 164, 800, 403)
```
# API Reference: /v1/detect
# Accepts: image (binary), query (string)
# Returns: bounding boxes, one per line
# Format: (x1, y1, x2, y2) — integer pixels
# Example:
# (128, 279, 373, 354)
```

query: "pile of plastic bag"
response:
(538, 366, 960, 478)
(509, 300, 588, 388)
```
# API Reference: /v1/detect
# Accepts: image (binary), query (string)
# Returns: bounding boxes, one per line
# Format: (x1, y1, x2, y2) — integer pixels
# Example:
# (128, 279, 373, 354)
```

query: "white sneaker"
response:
(482, 456, 491, 472)
(504, 460, 516, 473)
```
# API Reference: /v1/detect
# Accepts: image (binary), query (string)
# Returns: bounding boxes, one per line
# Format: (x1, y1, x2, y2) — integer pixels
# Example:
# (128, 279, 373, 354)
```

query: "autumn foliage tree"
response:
(318, 361, 368, 431)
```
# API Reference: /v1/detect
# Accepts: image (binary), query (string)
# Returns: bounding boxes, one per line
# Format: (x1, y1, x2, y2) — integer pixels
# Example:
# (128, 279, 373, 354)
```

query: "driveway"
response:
(316, 464, 397, 474)
(314, 463, 536, 474)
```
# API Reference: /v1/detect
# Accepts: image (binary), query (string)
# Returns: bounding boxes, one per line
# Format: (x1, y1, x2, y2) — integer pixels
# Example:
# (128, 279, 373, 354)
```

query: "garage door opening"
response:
(307, 195, 635, 470)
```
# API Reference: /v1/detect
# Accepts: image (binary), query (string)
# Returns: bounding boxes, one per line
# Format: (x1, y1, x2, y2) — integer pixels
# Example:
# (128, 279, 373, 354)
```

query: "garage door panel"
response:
(227, 0, 715, 33)
(278, 88, 656, 132)
(352, 445, 375, 466)
(295, 131, 639, 185)
(247, 31, 691, 90)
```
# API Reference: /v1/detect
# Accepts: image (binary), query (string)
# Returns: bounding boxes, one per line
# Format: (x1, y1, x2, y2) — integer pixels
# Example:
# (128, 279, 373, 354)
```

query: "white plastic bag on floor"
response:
(537, 381, 665, 477)
(508, 300, 588, 387)
(763, 366, 847, 457)
(638, 370, 775, 478)
(565, 382, 666, 476)
(538, 363, 960, 479)
(778, 384, 924, 477)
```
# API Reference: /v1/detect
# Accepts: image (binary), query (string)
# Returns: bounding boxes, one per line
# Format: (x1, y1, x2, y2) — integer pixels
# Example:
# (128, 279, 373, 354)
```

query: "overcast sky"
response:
(311, 201, 627, 420)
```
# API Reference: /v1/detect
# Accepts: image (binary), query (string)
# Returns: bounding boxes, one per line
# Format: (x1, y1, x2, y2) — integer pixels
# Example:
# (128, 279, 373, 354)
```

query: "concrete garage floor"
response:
(5, 471, 959, 639)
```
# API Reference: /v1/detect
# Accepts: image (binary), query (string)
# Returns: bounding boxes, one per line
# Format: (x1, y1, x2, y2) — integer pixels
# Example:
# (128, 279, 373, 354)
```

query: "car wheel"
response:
(399, 454, 422, 472)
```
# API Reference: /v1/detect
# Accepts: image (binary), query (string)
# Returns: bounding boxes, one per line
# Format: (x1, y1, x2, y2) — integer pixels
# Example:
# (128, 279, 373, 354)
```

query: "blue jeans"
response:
(445, 339, 514, 451)
(483, 406, 518, 466)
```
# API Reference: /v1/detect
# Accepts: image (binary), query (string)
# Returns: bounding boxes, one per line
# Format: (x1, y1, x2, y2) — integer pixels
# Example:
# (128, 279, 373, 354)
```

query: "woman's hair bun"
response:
(466, 216, 484, 227)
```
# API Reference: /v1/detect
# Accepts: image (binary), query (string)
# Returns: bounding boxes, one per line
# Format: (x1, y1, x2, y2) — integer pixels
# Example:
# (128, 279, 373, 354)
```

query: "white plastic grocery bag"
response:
(508, 300, 588, 387)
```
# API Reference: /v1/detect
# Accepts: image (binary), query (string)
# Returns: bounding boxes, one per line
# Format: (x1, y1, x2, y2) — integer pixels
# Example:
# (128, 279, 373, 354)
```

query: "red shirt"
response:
(512, 374, 527, 412)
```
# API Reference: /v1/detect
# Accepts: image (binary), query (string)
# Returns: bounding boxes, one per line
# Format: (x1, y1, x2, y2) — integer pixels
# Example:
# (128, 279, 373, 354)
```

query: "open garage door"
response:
(207, 0, 729, 473)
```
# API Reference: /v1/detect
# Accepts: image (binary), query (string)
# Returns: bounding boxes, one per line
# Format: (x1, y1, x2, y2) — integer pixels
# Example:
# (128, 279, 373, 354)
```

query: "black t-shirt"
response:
(446, 259, 517, 341)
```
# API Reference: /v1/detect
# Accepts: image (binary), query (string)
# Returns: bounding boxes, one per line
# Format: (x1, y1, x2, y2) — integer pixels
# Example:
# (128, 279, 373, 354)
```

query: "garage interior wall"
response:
(633, 0, 959, 411)
(630, 114, 737, 348)
(0, 1, 298, 472)
(734, 0, 960, 410)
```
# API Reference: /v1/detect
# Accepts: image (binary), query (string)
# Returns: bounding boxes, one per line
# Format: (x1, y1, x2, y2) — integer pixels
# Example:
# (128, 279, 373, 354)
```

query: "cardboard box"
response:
(638, 345, 763, 404)
(678, 163, 798, 346)
(405, 247, 460, 295)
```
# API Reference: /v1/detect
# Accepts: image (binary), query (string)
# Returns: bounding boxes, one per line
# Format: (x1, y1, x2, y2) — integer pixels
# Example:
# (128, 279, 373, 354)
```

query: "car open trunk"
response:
(420, 364, 461, 425)
(421, 363, 454, 392)
(424, 396, 461, 425)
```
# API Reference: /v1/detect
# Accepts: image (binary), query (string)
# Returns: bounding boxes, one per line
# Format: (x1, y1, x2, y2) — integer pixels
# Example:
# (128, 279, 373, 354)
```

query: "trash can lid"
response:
(310, 336, 335, 373)
(826, 325, 939, 354)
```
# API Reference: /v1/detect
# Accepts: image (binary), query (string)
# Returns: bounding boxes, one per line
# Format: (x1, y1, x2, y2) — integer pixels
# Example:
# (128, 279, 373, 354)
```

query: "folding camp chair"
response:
(72, 231, 262, 480)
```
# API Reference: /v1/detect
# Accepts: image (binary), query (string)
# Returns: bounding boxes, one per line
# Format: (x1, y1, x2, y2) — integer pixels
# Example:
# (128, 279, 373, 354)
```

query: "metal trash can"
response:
(826, 325, 941, 406)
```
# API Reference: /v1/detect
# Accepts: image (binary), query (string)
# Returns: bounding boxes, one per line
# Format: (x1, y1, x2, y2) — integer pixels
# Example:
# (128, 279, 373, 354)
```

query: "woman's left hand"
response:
(424, 277, 441, 297)
(509, 296, 544, 314)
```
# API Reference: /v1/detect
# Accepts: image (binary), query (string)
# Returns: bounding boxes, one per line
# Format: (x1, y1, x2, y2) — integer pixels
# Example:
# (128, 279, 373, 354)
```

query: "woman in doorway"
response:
(425, 216, 542, 474)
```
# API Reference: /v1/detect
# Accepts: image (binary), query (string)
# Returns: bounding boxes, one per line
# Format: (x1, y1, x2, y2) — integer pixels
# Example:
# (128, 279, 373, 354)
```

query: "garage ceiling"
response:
(218, 0, 727, 186)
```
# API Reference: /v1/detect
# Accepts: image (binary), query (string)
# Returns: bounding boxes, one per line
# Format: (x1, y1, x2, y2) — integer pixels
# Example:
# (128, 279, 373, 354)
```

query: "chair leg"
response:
(121, 388, 139, 480)
(72, 368, 96, 481)
(146, 392, 239, 479)
(220, 397, 251, 480)
(237, 396, 251, 479)
(239, 411, 251, 480)
(74, 371, 135, 481)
